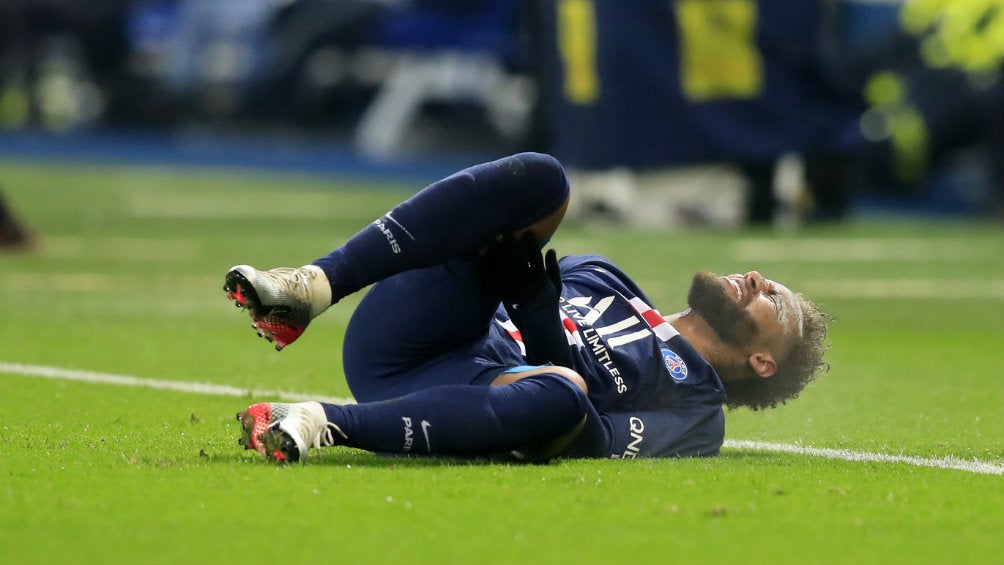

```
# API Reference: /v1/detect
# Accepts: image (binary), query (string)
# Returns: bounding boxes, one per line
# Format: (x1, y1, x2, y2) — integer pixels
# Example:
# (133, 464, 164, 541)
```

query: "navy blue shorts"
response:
(342, 258, 512, 402)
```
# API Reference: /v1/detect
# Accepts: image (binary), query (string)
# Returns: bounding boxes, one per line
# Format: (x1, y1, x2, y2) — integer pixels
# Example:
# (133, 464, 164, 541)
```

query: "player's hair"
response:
(724, 294, 831, 411)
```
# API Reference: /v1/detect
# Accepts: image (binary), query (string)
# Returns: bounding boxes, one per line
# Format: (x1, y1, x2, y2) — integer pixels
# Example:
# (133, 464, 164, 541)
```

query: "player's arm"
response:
(477, 232, 573, 367)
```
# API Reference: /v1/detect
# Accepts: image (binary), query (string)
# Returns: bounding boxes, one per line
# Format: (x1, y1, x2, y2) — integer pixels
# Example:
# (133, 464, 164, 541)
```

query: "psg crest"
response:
(662, 348, 688, 381)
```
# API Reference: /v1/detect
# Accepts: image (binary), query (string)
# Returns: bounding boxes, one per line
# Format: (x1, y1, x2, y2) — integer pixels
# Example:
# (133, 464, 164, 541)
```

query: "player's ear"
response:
(747, 352, 777, 378)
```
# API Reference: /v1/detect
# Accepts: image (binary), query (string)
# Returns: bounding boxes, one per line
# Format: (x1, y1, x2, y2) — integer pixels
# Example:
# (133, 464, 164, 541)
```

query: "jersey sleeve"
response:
(564, 401, 725, 459)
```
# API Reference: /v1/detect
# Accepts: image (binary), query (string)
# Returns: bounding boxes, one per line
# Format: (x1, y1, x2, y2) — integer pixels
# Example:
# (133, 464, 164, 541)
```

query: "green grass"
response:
(1, 160, 1002, 565)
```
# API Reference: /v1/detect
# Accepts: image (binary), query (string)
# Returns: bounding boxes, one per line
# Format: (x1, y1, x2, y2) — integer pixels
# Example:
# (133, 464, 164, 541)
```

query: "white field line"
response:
(723, 440, 1004, 476)
(3, 361, 1001, 475)
(0, 361, 354, 405)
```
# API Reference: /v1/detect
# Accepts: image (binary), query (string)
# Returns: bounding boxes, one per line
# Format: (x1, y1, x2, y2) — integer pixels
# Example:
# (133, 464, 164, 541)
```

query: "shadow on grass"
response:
(206, 446, 547, 469)
(209, 446, 794, 469)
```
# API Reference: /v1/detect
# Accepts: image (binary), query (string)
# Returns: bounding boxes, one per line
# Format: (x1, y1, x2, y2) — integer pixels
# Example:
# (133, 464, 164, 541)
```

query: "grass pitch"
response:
(1, 159, 1002, 565)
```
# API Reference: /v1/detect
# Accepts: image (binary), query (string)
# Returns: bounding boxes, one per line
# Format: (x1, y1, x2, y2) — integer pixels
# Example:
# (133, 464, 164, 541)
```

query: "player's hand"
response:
(477, 231, 570, 366)
(476, 231, 560, 307)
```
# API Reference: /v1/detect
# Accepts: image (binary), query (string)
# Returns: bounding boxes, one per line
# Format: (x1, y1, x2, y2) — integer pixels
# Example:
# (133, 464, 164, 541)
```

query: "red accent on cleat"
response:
(249, 316, 306, 351)
(231, 284, 247, 306)
(241, 403, 274, 455)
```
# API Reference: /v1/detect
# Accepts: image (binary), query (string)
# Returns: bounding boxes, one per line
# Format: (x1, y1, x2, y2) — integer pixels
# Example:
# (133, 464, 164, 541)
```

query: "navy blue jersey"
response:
(483, 254, 727, 459)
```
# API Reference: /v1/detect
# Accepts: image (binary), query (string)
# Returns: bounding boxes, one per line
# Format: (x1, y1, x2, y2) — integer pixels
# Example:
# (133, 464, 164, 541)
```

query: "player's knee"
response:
(491, 365, 587, 395)
(546, 365, 588, 396)
(513, 152, 565, 185)
(510, 153, 570, 211)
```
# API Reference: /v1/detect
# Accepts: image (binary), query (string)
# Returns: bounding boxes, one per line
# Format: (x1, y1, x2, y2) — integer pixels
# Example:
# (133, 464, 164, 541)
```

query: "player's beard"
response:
(687, 271, 759, 346)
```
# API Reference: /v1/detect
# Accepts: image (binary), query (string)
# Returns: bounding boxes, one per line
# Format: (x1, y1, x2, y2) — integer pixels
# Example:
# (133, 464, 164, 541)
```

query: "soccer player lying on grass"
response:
(224, 152, 830, 463)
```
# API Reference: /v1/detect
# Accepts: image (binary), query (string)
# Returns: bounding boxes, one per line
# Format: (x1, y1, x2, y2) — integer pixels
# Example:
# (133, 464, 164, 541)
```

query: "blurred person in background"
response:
(528, 0, 1003, 227)
(784, 0, 1004, 221)
(0, 188, 36, 251)
(0, 0, 132, 129)
(728, 0, 1004, 222)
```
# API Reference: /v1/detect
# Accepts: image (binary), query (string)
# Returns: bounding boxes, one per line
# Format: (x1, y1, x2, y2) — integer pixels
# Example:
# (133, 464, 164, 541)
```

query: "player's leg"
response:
(342, 203, 566, 401)
(238, 368, 589, 463)
(224, 152, 569, 350)
(341, 258, 503, 401)
(312, 152, 569, 301)
(488, 365, 589, 460)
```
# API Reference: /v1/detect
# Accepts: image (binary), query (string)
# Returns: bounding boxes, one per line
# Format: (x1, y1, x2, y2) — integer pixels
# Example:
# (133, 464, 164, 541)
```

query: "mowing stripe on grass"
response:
(802, 278, 1004, 300)
(734, 238, 998, 262)
(6, 272, 1002, 300)
(3, 361, 1002, 475)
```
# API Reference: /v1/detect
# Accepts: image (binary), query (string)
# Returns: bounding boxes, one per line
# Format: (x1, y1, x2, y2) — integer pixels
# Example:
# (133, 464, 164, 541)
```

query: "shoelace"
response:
(308, 421, 349, 459)
(275, 268, 315, 305)
(266, 269, 305, 292)
(320, 421, 348, 447)
(289, 270, 307, 287)
(254, 268, 312, 311)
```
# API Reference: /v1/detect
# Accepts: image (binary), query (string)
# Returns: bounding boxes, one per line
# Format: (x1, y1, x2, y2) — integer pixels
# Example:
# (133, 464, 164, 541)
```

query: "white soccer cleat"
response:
(224, 264, 332, 350)
(237, 401, 347, 463)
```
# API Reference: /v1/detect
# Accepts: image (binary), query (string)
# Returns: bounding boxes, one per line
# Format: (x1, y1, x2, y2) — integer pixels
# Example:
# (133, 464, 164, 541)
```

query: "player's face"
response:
(687, 271, 802, 353)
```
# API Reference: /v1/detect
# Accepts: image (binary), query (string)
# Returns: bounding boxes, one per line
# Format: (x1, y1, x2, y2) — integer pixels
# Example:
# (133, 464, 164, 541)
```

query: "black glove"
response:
(476, 231, 561, 306)
(476, 232, 572, 367)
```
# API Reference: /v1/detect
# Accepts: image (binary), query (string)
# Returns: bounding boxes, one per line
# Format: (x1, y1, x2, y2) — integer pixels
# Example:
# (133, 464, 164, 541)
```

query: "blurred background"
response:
(1, 0, 1002, 233)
